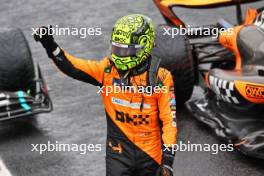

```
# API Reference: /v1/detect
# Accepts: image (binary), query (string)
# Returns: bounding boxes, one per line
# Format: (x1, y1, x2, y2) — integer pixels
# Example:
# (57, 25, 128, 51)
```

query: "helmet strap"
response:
(148, 56, 161, 87)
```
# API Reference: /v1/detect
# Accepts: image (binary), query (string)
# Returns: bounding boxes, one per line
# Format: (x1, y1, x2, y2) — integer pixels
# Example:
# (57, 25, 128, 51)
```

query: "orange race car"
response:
(151, 0, 264, 159)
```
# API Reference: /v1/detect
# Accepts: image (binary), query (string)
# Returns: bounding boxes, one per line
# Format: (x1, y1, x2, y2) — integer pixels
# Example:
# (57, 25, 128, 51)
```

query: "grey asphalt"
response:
(0, 0, 264, 176)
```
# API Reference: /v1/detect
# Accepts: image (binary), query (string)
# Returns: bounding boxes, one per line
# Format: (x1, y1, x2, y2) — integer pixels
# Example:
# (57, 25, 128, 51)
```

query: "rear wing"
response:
(154, 0, 259, 6)
(154, 0, 263, 26)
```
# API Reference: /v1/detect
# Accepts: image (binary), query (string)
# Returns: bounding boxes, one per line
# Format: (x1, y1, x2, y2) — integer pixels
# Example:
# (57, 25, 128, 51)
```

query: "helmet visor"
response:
(111, 41, 144, 57)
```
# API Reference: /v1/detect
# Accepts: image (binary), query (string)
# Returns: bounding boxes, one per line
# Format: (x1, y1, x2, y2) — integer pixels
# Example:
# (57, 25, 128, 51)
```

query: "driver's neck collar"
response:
(130, 56, 151, 76)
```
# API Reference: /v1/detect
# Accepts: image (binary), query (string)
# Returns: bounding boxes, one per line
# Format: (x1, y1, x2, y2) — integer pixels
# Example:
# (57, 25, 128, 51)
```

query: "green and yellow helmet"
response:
(111, 14, 155, 71)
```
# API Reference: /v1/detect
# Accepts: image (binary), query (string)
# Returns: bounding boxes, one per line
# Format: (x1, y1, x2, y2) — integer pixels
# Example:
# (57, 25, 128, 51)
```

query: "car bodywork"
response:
(0, 28, 52, 122)
(0, 65, 52, 121)
(154, 0, 264, 159)
(154, 0, 262, 25)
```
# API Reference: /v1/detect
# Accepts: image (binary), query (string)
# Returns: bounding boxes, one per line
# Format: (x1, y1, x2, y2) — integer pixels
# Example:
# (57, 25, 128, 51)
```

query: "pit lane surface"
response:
(0, 0, 264, 175)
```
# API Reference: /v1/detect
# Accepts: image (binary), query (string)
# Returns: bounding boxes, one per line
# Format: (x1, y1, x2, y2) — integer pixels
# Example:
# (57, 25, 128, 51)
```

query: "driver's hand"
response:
(156, 165, 174, 176)
(33, 25, 58, 58)
(34, 26, 54, 46)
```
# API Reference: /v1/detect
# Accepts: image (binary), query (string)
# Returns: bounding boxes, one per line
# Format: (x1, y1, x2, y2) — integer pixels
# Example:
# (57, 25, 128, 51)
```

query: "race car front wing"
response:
(0, 64, 52, 121)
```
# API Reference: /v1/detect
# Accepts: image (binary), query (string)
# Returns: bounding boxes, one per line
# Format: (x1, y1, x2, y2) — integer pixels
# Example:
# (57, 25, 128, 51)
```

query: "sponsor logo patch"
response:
(171, 111, 177, 127)
(170, 91, 175, 99)
(112, 97, 150, 109)
(170, 99, 176, 106)
(246, 84, 264, 99)
(115, 110, 150, 126)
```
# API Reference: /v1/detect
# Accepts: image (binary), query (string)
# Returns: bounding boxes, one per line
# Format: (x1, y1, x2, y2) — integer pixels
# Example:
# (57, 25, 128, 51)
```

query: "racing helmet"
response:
(254, 11, 264, 30)
(111, 14, 155, 71)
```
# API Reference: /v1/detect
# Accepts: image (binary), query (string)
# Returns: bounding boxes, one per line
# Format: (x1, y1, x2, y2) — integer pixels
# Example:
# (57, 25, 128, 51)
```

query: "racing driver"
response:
(34, 14, 177, 176)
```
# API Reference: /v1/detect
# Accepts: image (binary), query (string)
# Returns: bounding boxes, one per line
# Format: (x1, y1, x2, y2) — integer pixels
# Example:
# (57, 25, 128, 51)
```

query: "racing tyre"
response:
(152, 25, 195, 106)
(0, 28, 35, 92)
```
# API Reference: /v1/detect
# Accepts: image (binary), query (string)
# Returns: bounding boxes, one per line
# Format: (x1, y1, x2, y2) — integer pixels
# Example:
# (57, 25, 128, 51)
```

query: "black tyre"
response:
(152, 25, 195, 106)
(0, 28, 35, 93)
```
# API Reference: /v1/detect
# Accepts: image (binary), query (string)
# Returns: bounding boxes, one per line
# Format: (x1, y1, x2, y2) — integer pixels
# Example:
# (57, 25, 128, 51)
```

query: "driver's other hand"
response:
(156, 165, 174, 176)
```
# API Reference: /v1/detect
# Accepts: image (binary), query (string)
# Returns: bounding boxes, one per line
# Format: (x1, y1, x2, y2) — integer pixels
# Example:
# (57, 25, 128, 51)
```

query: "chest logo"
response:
(115, 110, 149, 126)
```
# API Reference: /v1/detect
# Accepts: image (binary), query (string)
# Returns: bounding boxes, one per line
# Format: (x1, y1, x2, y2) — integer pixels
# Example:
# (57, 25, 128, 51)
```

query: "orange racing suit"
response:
(50, 47, 177, 176)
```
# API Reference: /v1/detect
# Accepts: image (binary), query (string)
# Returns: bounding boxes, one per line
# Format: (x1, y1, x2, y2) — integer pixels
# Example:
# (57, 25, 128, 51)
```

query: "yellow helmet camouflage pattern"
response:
(111, 14, 155, 70)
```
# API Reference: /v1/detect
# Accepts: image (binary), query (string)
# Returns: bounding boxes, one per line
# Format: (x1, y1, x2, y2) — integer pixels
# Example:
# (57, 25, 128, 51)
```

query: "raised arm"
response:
(34, 26, 108, 86)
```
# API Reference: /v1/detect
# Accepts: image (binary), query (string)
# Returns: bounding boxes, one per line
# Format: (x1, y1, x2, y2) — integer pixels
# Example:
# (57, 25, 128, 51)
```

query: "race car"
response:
(152, 0, 264, 159)
(0, 28, 52, 121)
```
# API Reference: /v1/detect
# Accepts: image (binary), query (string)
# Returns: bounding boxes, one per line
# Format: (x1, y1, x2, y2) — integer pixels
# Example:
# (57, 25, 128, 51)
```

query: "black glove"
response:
(155, 165, 174, 176)
(156, 153, 174, 176)
(33, 25, 58, 58)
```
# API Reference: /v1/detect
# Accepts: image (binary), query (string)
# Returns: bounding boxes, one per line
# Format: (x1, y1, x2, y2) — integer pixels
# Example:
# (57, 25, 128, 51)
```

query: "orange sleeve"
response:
(157, 69, 177, 146)
(51, 49, 110, 86)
